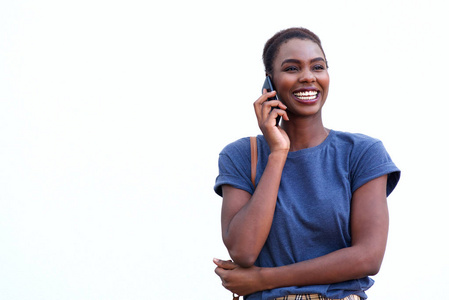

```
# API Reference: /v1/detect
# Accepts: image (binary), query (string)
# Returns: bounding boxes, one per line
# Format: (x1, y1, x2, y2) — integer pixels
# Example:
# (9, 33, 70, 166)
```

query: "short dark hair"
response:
(262, 27, 328, 75)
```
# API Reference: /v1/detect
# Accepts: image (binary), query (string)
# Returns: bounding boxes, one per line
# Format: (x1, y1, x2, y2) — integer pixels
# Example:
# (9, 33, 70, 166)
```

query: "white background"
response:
(1, 0, 448, 299)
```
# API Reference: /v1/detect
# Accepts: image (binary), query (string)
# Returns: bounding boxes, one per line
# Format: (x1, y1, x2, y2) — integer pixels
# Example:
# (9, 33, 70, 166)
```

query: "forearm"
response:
(223, 151, 287, 266)
(213, 244, 384, 297)
(256, 176, 390, 291)
(258, 245, 384, 291)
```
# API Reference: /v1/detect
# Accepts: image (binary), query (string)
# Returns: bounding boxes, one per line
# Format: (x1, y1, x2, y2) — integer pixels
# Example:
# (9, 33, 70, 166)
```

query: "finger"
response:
(260, 108, 289, 128)
(253, 93, 268, 121)
(261, 101, 286, 123)
(261, 100, 285, 114)
(264, 99, 286, 110)
(254, 89, 276, 108)
(261, 88, 277, 96)
(214, 266, 223, 277)
(255, 90, 276, 104)
(254, 91, 277, 119)
(213, 258, 237, 270)
(271, 108, 289, 121)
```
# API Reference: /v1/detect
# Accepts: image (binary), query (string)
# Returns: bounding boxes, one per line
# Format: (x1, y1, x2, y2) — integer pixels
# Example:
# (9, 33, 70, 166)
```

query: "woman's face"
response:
(271, 38, 329, 119)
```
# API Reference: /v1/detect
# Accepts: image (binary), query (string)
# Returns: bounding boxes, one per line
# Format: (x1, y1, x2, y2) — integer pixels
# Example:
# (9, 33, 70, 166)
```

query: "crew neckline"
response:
(286, 129, 334, 158)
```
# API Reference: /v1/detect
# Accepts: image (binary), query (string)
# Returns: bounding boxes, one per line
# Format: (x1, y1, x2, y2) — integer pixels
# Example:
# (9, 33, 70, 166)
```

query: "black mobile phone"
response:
(262, 76, 278, 101)
(261, 76, 281, 125)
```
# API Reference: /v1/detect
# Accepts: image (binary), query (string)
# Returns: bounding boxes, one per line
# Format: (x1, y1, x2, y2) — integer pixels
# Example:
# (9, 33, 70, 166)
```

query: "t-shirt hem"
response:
(352, 163, 400, 196)
(214, 174, 253, 197)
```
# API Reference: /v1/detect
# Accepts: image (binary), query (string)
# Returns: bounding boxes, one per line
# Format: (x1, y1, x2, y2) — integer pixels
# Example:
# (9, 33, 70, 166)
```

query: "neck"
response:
(280, 114, 329, 152)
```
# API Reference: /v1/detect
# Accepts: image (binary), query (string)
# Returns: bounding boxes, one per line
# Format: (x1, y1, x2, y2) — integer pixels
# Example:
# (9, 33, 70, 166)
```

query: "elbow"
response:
(231, 256, 256, 268)
(224, 237, 259, 267)
(362, 260, 382, 276)
(228, 249, 258, 268)
(357, 251, 384, 276)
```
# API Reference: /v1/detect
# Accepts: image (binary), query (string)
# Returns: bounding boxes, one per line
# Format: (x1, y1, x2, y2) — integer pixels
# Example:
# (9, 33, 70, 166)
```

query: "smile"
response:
(293, 90, 318, 101)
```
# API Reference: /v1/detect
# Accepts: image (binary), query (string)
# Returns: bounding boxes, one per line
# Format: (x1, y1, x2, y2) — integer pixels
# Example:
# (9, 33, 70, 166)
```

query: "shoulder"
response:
(217, 137, 254, 174)
(332, 130, 381, 146)
(331, 130, 384, 156)
(215, 137, 254, 196)
(220, 135, 269, 157)
(331, 131, 400, 195)
(219, 136, 251, 157)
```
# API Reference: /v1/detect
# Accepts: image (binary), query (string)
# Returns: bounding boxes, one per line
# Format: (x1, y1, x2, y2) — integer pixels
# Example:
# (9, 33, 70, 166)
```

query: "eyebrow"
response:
(281, 57, 326, 66)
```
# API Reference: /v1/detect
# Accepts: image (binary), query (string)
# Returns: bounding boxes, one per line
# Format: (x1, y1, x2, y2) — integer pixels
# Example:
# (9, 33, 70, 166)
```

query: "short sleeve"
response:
(214, 138, 254, 197)
(350, 141, 400, 196)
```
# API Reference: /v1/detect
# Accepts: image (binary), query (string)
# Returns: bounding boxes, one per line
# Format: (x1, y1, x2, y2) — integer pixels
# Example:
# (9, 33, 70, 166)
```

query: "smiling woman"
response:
(213, 27, 401, 300)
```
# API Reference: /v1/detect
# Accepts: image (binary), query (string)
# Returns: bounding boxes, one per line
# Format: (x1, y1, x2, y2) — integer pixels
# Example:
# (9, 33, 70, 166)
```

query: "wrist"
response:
(268, 150, 288, 163)
(258, 267, 275, 291)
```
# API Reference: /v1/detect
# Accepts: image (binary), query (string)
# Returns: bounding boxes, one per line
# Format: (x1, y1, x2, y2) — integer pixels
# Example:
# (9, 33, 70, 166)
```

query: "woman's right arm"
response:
(221, 91, 289, 267)
(221, 151, 286, 267)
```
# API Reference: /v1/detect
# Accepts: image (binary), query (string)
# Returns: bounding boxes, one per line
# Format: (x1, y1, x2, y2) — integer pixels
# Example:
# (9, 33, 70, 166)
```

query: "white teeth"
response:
(294, 90, 318, 100)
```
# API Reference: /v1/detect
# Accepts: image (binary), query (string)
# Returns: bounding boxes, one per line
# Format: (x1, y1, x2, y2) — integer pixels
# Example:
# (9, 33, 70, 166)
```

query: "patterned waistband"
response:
(273, 294, 361, 300)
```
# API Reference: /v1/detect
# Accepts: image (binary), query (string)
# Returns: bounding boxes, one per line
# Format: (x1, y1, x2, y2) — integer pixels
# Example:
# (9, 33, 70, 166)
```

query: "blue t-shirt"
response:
(214, 130, 400, 300)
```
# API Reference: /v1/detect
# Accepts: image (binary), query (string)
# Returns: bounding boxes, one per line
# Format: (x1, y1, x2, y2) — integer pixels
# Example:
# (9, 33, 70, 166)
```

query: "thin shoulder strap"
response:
(250, 136, 258, 187)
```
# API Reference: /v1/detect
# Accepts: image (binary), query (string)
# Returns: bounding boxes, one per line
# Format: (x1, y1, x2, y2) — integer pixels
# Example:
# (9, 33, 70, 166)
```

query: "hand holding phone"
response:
(257, 76, 290, 151)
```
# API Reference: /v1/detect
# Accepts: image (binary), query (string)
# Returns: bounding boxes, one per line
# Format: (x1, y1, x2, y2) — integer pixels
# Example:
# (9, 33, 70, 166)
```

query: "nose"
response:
(299, 68, 315, 83)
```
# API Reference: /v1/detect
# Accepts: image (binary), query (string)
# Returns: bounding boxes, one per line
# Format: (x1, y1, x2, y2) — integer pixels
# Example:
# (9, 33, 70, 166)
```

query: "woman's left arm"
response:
(214, 175, 389, 296)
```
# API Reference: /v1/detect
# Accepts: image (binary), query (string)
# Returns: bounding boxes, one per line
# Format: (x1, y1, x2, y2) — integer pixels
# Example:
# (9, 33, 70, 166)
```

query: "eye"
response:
(284, 65, 299, 72)
(312, 64, 326, 71)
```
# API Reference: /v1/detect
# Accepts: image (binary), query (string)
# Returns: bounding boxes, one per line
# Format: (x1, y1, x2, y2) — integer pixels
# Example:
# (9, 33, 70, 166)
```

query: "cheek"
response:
(275, 75, 296, 92)
(319, 75, 330, 93)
